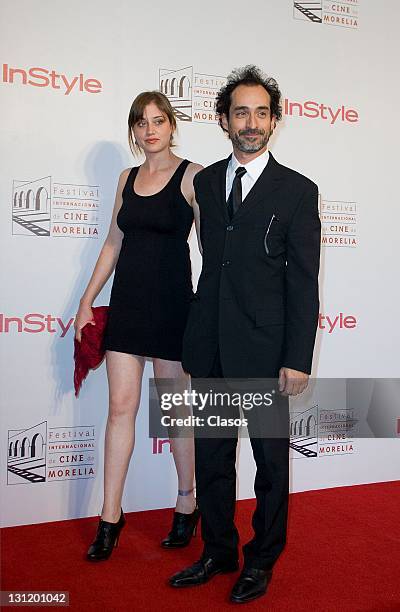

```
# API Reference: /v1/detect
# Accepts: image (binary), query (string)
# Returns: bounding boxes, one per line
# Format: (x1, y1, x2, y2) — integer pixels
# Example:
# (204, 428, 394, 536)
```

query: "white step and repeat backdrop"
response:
(1, 0, 399, 527)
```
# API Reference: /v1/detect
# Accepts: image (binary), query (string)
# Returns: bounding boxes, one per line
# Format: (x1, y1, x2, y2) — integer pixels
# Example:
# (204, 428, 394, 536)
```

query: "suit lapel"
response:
(210, 156, 231, 222)
(233, 153, 283, 222)
(208, 153, 283, 222)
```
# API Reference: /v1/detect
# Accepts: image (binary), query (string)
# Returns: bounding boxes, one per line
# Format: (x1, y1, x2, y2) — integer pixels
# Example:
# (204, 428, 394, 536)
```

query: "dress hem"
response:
(104, 345, 183, 362)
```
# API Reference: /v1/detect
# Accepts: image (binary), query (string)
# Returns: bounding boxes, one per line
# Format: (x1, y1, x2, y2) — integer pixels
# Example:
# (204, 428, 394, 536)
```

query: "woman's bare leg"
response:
(153, 358, 196, 514)
(102, 350, 145, 522)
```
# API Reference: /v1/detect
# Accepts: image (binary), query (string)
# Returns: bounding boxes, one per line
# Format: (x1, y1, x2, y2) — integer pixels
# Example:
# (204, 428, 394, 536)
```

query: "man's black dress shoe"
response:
(169, 556, 239, 587)
(230, 567, 272, 603)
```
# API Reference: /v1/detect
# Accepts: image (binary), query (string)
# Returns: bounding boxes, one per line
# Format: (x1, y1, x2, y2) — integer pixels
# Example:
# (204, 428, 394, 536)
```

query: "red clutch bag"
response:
(73, 305, 109, 397)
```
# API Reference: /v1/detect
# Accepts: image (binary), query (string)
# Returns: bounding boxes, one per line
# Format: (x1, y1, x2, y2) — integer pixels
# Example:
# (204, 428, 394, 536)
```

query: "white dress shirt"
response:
(226, 149, 270, 201)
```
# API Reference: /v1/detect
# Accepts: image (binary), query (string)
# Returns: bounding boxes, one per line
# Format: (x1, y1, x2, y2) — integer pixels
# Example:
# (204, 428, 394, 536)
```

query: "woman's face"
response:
(133, 102, 174, 154)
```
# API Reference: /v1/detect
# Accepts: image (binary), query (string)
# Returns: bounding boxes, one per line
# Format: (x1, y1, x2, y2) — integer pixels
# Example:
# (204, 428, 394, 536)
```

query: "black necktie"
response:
(227, 166, 247, 220)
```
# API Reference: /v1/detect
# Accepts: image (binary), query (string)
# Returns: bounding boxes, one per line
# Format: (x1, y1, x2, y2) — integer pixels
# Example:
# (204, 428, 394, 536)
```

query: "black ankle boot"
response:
(87, 510, 125, 561)
(161, 507, 200, 548)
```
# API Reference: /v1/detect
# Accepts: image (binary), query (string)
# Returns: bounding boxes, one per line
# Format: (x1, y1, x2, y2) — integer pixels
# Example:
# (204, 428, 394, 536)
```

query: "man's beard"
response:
(231, 128, 271, 153)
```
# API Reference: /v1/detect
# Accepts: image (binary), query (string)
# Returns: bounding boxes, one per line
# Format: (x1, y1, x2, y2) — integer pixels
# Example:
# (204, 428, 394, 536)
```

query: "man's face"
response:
(222, 84, 276, 154)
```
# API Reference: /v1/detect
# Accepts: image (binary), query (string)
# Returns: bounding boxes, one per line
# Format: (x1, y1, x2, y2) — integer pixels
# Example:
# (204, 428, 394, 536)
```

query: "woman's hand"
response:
(74, 302, 95, 342)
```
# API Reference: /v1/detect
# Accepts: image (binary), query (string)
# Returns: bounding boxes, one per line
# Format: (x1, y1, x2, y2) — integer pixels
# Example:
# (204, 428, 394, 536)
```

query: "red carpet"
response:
(2, 482, 400, 611)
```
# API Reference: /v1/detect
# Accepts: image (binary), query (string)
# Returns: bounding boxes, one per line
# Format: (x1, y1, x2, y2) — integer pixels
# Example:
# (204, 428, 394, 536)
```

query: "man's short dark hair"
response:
(215, 65, 282, 132)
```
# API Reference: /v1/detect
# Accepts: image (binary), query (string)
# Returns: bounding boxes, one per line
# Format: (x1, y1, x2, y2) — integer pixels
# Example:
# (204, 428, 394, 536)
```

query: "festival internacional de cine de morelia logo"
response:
(293, 0, 359, 29)
(11, 176, 100, 238)
(7, 421, 97, 484)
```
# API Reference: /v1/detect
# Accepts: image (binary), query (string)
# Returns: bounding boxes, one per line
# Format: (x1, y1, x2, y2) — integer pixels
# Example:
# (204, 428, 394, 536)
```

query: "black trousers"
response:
(194, 348, 289, 570)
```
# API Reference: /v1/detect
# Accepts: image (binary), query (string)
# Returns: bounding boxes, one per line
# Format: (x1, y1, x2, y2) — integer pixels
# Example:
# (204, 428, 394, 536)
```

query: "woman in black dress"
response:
(74, 91, 202, 560)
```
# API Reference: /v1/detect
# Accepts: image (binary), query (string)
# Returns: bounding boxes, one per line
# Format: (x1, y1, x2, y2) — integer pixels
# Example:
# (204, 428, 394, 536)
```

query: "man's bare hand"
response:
(278, 368, 309, 396)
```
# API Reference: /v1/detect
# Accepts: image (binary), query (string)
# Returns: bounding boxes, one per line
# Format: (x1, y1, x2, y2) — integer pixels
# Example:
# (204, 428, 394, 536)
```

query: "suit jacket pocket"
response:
(256, 213, 285, 257)
(264, 234, 286, 257)
(255, 307, 284, 327)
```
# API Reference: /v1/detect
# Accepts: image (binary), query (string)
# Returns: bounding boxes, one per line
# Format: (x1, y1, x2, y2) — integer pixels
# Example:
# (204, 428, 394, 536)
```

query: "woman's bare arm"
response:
(182, 162, 203, 255)
(74, 168, 130, 340)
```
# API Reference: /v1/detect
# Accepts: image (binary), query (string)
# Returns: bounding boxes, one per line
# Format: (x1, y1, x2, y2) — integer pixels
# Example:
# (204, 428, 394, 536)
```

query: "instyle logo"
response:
(152, 438, 172, 454)
(2, 63, 102, 95)
(318, 313, 357, 333)
(283, 99, 359, 124)
(0, 314, 74, 337)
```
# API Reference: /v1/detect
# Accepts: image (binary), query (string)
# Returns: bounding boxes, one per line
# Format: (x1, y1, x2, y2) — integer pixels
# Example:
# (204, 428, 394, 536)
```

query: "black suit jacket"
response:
(182, 153, 321, 378)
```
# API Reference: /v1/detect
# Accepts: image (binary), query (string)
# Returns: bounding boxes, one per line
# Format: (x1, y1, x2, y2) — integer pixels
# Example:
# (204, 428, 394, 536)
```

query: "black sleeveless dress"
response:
(103, 159, 194, 361)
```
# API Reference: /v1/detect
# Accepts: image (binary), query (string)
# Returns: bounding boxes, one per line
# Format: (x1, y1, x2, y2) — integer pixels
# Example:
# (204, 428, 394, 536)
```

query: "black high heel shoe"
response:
(87, 509, 125, 561)
(161, 507, 200, 548)
(161, 488, 200, 549)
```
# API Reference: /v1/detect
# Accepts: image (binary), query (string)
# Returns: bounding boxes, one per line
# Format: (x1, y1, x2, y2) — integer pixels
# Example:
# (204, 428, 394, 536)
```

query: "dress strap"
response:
(122, 166, 139, 195)
(171, 159, 191, 186)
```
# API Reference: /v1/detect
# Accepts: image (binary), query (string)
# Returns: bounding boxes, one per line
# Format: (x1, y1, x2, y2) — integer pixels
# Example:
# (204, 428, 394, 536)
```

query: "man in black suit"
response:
(169, 65, 321, 603)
